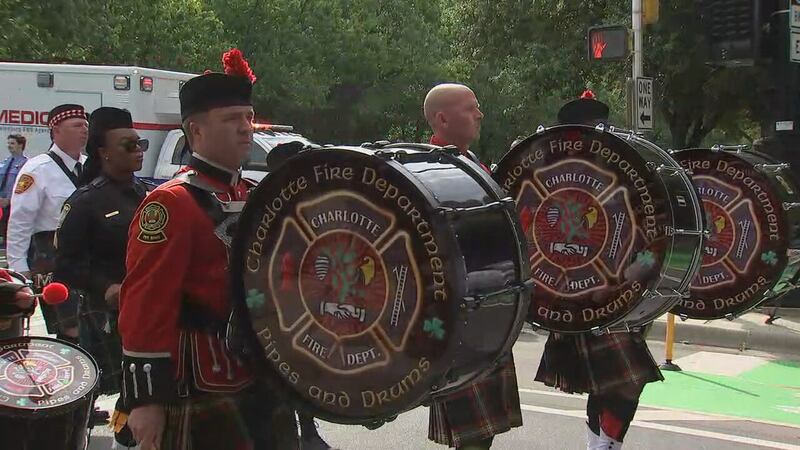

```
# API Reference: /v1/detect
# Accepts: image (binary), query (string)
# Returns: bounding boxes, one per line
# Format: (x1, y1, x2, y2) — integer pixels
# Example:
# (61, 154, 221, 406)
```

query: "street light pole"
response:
(632, 0, 643, 131)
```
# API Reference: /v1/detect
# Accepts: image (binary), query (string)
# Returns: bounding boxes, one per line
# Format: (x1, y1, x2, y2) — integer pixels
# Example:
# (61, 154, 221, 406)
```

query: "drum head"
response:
(494, 125, 671, 332)
(0, 337, 98, 417)
(672, 149, 797, 319)
(231, 147, 463, 423)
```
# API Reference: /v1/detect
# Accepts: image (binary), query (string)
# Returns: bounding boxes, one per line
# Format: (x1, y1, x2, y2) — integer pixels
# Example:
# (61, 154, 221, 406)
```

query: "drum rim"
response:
(0, 335, 99, 418)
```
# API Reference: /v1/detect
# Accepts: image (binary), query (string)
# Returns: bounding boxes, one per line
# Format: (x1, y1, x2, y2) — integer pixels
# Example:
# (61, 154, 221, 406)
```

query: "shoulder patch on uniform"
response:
(138, 202, 169, 244)
(14, 174, 34, 194)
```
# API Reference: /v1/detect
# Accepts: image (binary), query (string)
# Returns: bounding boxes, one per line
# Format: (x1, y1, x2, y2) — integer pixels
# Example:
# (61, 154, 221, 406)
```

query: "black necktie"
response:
(74, 162, 82, 179)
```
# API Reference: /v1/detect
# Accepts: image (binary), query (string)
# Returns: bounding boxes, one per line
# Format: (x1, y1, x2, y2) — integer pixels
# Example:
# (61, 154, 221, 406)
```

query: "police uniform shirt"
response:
(0, 154, 28, 200)
(54, 175, 150, 308)
(7, 144, 86, 272)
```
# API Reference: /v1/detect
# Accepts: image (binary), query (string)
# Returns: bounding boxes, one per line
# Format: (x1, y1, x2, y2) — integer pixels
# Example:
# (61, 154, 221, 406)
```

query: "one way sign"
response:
(635, 77, 654, 131)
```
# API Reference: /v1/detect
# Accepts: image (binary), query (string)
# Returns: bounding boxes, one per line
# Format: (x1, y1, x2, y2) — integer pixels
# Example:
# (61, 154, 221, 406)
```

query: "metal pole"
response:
(633, 0, 643, 78)
(659, 313, 682, 371)
(632, 0, 643, 131)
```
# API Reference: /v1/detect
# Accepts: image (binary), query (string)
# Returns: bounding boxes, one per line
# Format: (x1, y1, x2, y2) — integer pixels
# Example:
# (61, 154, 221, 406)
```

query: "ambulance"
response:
(0, 62, 194, 177)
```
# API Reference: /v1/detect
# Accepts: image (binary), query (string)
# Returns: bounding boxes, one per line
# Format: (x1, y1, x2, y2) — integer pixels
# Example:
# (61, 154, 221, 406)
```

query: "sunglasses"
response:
(121, 138, 149, 152)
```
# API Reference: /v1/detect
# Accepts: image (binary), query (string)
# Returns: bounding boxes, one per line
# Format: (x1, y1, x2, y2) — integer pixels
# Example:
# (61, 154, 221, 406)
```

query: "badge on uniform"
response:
(137, 202, 169, 243)
(57, 204, 71, 227)
(14, 174, 34, 194)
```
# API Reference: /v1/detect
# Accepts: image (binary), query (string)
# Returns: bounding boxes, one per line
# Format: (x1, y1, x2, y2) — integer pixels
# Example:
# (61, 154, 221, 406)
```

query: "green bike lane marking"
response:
(641, 360, 800, 426)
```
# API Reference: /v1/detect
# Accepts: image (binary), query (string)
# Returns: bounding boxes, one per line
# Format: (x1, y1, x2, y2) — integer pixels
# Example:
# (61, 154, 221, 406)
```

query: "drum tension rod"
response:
(437, 198, 516, 217)
(462, 279, 535, 311)
(755, 163, 790, 172)
(711, 144, 749, 153)
(783, 202, 800, 211)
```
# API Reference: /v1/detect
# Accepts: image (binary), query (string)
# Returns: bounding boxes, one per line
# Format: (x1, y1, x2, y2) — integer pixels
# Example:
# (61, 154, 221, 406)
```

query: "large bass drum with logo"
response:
(672, 146, 800, 320)
(228, 143, 530, 424)
(493, 124, 704, 334)
(0, 336, 99, 450)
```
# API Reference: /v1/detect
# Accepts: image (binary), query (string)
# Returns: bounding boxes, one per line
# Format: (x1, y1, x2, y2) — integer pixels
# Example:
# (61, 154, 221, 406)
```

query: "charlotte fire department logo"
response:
(263, 192, 422, 375)
(494, 128, 665, 332)
(236, 150, 452, 420)
(138, 201, 168, 243)
(692, 176, 759, 288)
(0, 338, 97, 411)
(674, 150, 793, 319)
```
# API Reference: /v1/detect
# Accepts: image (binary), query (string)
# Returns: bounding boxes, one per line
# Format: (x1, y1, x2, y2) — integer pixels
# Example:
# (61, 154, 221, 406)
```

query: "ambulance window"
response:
(171, 137, 192, 165)
(247, 141, 268, 164)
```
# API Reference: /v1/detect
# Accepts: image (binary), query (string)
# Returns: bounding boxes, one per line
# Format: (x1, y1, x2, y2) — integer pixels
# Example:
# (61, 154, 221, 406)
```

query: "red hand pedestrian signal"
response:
(587, 26, 628, 61)
(592, 32, 608, 59)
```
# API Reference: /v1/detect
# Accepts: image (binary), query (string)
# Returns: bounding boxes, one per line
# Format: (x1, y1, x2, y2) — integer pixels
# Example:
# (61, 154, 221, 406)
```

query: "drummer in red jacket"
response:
(423, 83, 523, 450)
(117, 50, 297, 450)
(534, 90, 663, 450)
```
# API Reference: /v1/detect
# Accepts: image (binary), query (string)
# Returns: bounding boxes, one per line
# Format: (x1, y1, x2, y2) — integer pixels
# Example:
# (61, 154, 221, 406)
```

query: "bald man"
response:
(424, 83, 523, 450)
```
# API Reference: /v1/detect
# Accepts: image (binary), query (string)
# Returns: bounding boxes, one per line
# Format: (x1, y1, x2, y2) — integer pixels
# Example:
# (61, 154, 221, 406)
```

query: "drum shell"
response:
(229, 145, 530, 424)
(382, 145, 530, 390)
(609, 133, 704, 328)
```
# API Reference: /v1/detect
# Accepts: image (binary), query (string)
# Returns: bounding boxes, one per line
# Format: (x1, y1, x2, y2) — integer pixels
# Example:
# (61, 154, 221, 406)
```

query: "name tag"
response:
(105, 211, 120, 218)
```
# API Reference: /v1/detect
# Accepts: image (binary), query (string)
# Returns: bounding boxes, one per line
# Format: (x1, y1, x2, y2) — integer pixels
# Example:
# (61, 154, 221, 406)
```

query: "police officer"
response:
(0, 134, 28, 241)
(118, 49, 297, 450)
(54, 107, 151, 397)
(7, 104, 87, 343)
(423, 83, 523, 450)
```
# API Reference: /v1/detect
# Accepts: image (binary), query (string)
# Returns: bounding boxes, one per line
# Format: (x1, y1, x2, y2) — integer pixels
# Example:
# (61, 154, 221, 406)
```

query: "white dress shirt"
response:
(7, 143, 86, 272)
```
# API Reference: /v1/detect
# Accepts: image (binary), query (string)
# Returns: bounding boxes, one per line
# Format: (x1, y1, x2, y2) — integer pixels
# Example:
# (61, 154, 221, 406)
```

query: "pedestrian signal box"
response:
(587, 25, 629, 62)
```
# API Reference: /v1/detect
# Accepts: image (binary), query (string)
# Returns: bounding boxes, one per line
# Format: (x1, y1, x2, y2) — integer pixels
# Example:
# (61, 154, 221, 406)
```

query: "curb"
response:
(647, 316, 800, 355)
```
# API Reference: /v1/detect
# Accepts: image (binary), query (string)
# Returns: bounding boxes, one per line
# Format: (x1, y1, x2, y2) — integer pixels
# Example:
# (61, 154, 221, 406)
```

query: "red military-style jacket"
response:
(118, 155, 254, 408)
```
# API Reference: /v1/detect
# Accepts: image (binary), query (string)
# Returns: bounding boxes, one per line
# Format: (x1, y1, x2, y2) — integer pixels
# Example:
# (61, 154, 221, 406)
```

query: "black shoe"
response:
(90, 408, 109, 427)
(301, 433, 336, 450)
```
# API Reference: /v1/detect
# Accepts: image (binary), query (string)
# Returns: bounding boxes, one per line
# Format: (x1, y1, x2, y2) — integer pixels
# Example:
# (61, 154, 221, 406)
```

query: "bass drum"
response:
(672, 147, 800, 319)
(228, 143, 530, 424)
(0, 336, 99, 450)
(493, 125, 704, 333)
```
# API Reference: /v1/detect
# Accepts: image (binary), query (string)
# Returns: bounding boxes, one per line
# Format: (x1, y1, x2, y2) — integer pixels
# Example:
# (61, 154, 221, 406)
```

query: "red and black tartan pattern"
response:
(535, 331, 663, 395)
(428, 355, 523, 447)
(157, 389, 299, 450)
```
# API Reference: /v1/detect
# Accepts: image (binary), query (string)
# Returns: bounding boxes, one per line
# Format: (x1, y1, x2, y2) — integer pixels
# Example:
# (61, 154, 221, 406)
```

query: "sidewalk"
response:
(648, 308, 800, 355)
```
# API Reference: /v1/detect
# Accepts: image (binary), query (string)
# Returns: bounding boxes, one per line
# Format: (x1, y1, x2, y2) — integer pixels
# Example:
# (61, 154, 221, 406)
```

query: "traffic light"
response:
(587, 25, 629, 61)
(643, 0, 660, 25)
(698, 0, 772, 66)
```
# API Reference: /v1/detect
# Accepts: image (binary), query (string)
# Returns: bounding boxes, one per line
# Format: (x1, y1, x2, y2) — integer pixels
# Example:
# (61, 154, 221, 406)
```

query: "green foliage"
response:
(0, 0, 765, 153)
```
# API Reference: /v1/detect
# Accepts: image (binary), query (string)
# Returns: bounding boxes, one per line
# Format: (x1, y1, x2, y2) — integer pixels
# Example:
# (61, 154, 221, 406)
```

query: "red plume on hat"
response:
(222, 48, 257, 84)
(580, 89, 596, 100)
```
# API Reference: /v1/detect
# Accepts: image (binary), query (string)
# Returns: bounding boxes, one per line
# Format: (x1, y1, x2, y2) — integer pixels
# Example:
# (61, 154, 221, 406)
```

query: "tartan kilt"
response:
(428, 355, 522, 447)
(535, 331, 663, 395)
(158, 385, 299, 450)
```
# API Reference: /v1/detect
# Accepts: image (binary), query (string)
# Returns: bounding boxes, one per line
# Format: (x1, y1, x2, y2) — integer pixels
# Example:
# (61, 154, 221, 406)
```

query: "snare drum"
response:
(493, 125, 704, 333)
(672, 147, 800, 319)
(228, 143, 530, 424)
(0, 336, 99, 450)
